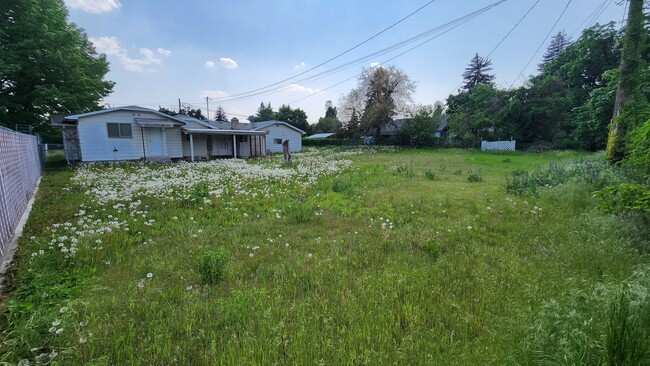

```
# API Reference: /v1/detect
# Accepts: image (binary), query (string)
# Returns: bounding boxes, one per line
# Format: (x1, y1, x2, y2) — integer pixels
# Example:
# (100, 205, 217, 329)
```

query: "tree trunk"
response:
(607, 0, 644, 163)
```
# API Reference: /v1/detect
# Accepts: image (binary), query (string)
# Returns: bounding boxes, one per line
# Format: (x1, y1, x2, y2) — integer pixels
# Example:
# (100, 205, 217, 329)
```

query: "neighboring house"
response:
(250, 120, 306, 153)
(379, 118, 411, 136)
(305, 133, 336, 139)
(435, 116, 449, 138)
(55, 106, 304, 162)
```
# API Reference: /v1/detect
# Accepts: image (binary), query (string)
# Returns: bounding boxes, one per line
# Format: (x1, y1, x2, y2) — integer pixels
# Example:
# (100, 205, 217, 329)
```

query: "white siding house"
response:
(57, 107, 304, 162)
(63, 107, 186, 162)
(252, 121, 306, 153)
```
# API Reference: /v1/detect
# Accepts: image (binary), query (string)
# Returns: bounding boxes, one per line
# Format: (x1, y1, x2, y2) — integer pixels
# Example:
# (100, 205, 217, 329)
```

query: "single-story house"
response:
(55, 106, 306, 162)
(380, 118, 411, 136)
(305, 133, 336, 139)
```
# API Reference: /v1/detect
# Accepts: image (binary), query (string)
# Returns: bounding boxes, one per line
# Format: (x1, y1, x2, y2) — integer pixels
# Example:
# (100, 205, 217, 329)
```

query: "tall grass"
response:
(1, 148, 648, 364)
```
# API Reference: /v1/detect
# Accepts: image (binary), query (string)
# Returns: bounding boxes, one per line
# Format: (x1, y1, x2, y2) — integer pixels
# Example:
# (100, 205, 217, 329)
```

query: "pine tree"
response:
(538, 31, 571, 71)
(462, 54, 495, 90)
(214, 106, 228, 121)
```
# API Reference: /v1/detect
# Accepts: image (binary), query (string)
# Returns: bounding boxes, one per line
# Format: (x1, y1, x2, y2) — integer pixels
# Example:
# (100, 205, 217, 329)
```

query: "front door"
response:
(147, 128, 164, 156)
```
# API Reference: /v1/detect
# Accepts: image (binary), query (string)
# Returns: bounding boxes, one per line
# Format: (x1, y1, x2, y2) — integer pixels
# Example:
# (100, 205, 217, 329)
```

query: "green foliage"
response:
(188, 182, 210, 204)
(0, 0, 114, 141)
(312, 117, 341, 134)
(394, 162, 414, 177)
(447, 84, 507, 147)
(424, 169, 435, 181)
(199, 249, 230, 285)
(331, 178, 352, 193)
(466, 170, 482, 182)
(275, 104, 311, 134)
(158, 106, 207, 121)
(607, 286, 650, 365)
(255, 102, 275, 122)
(4, 149, 650, 364)
(595, 183, 650, 218)
(627, 117, 650, 175)
(397, 105, 442, 147)
(302, 138, 349, 147)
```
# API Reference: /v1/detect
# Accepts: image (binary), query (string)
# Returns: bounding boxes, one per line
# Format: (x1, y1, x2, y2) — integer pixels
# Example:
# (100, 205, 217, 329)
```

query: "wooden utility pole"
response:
(607, 0, 644, 163)
(205, 97, 210, 121)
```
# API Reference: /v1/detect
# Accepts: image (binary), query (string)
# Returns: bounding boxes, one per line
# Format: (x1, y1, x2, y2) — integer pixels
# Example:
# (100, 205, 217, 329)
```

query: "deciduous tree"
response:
(0, 0, 114, 141)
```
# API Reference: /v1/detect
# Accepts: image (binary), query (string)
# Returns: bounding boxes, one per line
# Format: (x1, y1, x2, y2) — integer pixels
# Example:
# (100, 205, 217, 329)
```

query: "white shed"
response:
(251, 121, 306, 153)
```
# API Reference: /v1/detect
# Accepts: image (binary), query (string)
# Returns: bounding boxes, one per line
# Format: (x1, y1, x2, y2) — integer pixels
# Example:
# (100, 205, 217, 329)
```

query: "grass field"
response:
(1, 147, 649, 365)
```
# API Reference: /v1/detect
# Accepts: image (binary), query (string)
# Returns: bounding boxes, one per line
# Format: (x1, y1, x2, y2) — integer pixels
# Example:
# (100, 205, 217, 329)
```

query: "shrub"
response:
(332, 178, 352, 193)
(424, 169, 435, 181)
(394, 162, 414, 177)
(466, 170, 483, 183)
(199, 249, 230, 285)
(594, 183, 650, 219)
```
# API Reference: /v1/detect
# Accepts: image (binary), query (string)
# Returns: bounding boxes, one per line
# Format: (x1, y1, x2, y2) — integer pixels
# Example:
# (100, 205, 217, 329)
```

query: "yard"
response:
(1, 147, 649, 365)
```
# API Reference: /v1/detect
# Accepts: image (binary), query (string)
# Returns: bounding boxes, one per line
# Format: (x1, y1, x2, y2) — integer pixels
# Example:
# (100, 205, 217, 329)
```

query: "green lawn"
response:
(1, 147, 648, 365)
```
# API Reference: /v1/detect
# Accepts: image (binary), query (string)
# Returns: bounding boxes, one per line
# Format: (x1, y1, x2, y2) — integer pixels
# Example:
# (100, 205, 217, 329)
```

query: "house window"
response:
(107, 123, 132, 138)
(274, 138, 282, 144)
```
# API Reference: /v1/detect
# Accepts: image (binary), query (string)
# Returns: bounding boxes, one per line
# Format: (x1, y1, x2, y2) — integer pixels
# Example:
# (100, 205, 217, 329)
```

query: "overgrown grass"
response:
(1, 147, 648, 365)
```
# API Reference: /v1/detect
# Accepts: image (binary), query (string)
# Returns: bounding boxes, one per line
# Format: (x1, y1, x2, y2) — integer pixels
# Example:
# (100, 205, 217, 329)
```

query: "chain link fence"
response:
(0, 128, 42, 257)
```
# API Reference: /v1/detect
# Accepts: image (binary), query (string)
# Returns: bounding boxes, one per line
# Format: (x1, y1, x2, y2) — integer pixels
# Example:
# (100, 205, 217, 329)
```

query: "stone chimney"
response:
(230, 117, 239, 130)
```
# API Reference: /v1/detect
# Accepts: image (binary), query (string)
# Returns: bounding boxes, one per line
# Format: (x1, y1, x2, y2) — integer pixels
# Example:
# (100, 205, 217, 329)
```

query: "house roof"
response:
(182, 128, 266, 135)
(64, 106, 187, 125)
(437, 116, 448, 132)
(306, 133, 336, 139)
(252, 120, 307, 135)
(173, 115, 217, 130)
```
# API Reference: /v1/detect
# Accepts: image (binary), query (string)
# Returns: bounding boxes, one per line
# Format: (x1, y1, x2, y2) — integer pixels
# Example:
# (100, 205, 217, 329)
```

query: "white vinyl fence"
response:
(0, 129, 42, 258)
(481, 140, 516, 151)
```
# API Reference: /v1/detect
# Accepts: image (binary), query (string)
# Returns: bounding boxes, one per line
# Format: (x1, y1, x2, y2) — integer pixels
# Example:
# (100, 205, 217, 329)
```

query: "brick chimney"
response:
(230, 117, 239, 130)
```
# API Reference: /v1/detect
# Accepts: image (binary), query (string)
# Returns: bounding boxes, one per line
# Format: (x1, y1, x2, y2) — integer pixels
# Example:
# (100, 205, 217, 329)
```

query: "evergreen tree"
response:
(462, 53, 495, 90)
(214, 106, 228, 121)
(538, 31, 571, 71)
(255, 102, 275, 121)
(325, 100, 338, 119)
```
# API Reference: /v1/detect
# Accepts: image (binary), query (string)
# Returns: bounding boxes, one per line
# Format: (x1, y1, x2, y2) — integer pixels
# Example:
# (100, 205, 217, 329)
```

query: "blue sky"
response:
(65, 0, 624, 123)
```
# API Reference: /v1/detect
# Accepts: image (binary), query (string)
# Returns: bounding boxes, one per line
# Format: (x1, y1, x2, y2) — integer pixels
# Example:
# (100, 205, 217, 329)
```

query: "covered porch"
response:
(182, 128, 267, 161)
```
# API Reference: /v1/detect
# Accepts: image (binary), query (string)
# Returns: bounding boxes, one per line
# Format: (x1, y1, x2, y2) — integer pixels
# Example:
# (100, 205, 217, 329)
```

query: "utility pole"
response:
(607, 0, 643, 163)
(178, 98, 181, 113)
(206, 97, 210, 121)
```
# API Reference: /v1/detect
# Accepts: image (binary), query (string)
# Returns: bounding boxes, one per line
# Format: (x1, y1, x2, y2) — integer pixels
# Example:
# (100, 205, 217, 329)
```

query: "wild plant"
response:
(199, 249, 230, 284)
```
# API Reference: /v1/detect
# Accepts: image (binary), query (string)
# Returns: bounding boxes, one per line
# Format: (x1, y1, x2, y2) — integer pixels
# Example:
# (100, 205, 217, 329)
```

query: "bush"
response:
(394, 163, 414, 177)
(424, 169, 435, 181)
(466, 170, 482, 182)
(594, 183, 650, 219)
(199, 249, 230, 285)
(302, 138, 349, 147)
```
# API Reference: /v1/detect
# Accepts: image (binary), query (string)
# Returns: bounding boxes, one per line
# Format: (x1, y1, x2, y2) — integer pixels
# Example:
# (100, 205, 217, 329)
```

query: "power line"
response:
(569, 0, 609, 38)
(210, 0, 440, 101)
(209, 3, 500, 105)
(288, 0, 507, 106)
(510, 0, 574, 88)
(449, 0, 541, 94)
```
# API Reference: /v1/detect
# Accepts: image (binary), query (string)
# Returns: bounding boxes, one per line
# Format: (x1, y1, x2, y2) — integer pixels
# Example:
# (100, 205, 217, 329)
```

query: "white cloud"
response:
(286, 84, 317, 93)
(370, 62, 381, 68)
(156, 48, 172, 57)
(200, 90, 230, 99)
(219, 58, 238, 69)
(294, 61, 306, 69)
(65, 0, 121, 13)
(89, 36, 170, 72)
(204, 61, 215, 69)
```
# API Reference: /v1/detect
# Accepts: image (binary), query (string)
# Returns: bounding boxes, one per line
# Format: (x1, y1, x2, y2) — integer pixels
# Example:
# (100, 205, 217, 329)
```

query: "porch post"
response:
(232, 134, 237, 159)
(189, 134, 194, 162)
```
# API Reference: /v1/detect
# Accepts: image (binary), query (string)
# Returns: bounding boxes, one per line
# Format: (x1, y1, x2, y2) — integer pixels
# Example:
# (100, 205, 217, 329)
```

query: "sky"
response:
(64, 0, 625, 123)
